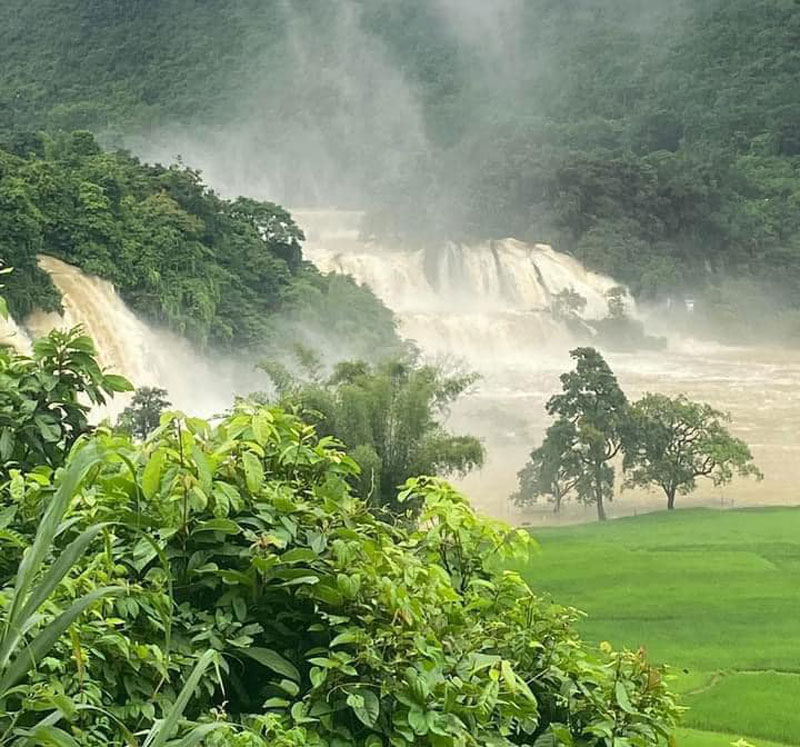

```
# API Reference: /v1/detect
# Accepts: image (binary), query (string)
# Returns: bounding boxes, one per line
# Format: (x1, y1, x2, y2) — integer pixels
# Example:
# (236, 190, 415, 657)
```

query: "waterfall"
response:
(0, 315, 33, 354)
(22, 256, 250, 418)
(299, 210, 623, 367)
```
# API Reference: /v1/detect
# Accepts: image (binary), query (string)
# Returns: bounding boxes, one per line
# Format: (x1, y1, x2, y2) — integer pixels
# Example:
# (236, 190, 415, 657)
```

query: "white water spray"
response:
(298, 210, 800, 521)
(0, 315, 33, 354)
(299, 210, 619, 366)
(24, 256, 250, 418)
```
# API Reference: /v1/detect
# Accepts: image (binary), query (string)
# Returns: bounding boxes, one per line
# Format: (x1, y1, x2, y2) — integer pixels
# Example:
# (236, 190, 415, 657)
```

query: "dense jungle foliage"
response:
(0, 330, 680, 746)
(0, 131, 400, 356)
(1, 0, 798, 337)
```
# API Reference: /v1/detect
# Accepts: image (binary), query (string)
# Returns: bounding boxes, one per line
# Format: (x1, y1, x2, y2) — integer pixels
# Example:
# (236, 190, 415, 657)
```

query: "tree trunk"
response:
(667, 489, 676, 510)
(594, 471, 607, 521)
(596, 494, 607, 521)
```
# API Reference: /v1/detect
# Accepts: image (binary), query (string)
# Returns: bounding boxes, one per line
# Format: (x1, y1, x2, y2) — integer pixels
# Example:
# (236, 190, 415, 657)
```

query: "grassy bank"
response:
(507, 507, 800, 746)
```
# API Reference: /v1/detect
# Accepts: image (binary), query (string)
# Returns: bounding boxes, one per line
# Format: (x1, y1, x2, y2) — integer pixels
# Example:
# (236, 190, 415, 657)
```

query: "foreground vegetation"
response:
(0, 329, 679, 745)
(507, 508, 800, 746)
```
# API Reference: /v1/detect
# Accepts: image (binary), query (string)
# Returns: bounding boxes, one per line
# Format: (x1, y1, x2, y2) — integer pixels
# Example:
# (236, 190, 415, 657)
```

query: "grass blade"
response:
(16, 523, 109, 628)
(0, 585, 121, 693)
(143, 649, 217, 747)
(1, 443, 103, 669)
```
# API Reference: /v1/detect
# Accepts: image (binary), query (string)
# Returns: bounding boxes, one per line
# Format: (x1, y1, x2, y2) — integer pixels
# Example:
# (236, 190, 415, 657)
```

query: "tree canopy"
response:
(517, 349, 762, 518)
(116, 385, 171, 440)
(623, 393, 763, 509)
(513, 419, 582, 514)
(545, 348, 629, 521)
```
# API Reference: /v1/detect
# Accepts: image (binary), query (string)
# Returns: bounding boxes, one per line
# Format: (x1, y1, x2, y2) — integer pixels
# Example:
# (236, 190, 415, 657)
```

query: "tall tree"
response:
(260, 356, 484, 515)
(116, 386, 171, 440)
(546, 347, 628, 521)
(623, 393, 763, 510)
(513, 418, 582, 513)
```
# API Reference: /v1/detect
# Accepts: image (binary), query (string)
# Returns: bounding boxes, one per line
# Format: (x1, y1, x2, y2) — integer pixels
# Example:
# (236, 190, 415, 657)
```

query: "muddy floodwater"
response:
(454, 340, 800, 524)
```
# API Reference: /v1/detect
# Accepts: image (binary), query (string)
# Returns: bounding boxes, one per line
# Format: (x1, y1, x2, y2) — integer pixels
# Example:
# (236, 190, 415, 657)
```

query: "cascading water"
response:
(0, 314, 33, 354)
(23, 256, 252, 419)
(300, 210, 619, 366)
(4, 228, 799, 521)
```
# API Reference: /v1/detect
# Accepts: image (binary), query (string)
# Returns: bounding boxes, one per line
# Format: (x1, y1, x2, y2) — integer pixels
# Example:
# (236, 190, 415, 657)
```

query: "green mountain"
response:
(1, 0, 799, 337)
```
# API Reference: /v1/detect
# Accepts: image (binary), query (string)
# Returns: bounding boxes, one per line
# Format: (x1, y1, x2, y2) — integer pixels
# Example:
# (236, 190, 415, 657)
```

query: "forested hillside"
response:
(0, 131, 399, 356)
(0, 0, 798, 329)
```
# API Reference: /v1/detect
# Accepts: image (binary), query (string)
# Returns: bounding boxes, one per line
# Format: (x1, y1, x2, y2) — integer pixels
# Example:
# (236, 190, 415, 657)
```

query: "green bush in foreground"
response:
(0, 403, 679, 745)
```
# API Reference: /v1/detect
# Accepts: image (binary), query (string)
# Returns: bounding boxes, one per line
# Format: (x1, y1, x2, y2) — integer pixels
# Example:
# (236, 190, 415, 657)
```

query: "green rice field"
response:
(507, 507, 800, 746)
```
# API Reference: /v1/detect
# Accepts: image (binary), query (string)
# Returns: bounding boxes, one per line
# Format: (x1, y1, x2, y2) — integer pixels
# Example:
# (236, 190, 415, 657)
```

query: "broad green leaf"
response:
(194, 518, 240, 534)
(239, 647, 300, 682)
(615, 680, 636, 714)
(348, 688, 380, 728)
(242, 451, 264, 493)
(142, 450, 165, 500)
(252, 411, 273, 445)
(264, 697, 291, 708)
(21, 725, 80, 747)
(34, 414, 61, 443)
(191, 444, 212, 492)
(330, 630, 364, 647)
(232, 596, 247, 622)
(0, 428, 14, 460)
(408, 708, 428, 736)
(533, 733, 558, 747)
(280, 548, 318, 563)
(102, 373, 134, 393)
(278, 678, 300, 697)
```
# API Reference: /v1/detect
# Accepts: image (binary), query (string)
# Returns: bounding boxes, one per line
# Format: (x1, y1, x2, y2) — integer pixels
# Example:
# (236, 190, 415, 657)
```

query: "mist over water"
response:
(12, 220, 798, 523)
(128, 1, 428, 207)
(81, 0, 800, 521)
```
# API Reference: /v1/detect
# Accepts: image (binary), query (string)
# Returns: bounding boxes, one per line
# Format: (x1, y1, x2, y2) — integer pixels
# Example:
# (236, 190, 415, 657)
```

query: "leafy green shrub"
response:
(1, 399, 679, 745)
(0, 325, 131, 479)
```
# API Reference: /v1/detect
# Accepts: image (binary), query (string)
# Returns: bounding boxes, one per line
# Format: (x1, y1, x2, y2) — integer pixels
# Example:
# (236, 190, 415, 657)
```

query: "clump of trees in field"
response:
(0, 326, 681, 745)
(514, 347, 762, 519)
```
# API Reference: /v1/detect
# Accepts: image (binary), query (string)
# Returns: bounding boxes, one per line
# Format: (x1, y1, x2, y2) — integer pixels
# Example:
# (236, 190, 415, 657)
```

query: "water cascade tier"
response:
(299, 210, 620, 366)
(0, 315, 32, 354)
